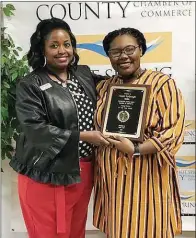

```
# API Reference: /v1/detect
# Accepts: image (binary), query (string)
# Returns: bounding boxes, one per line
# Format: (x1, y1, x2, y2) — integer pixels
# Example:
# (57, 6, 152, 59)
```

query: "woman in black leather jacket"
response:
(9, 18, 109, 238)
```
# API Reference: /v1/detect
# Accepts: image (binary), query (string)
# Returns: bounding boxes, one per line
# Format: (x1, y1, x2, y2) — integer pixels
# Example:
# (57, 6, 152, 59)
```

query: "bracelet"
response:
(133, 143, 141, 156)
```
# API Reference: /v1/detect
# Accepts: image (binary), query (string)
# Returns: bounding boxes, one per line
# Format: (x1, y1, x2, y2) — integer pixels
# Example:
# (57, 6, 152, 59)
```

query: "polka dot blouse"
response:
(67, 75, 94, 159)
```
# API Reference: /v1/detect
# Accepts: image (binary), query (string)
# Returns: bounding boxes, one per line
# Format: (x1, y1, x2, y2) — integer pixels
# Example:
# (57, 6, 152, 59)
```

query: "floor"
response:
(3, 231, 195, 238)
(86, 231, 195, 238)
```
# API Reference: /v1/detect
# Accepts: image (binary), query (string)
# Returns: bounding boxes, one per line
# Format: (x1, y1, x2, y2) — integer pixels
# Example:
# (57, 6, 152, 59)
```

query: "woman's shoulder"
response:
(75, 64, 91, 75)
(19, 70, 39, 83)
(74, 65, 95, 81)
(146, 69, 174, 88)
(147, 69, 170, 79)
(16, 69, 45, 91)
(96, 76, 115, 92)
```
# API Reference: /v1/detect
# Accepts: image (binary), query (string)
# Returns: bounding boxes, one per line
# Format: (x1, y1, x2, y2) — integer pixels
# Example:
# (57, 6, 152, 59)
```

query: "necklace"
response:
(45, 67, 69, 85)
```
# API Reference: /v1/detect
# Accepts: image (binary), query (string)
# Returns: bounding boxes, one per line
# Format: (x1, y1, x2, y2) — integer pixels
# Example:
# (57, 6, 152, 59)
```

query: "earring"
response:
(71, 56, 75, 65)
(43, 56, 47, 67)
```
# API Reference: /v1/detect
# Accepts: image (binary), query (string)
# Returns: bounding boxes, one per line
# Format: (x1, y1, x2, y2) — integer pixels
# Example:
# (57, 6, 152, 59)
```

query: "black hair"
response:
(27, 17, 79, 70)
(103, 27, 147, 57)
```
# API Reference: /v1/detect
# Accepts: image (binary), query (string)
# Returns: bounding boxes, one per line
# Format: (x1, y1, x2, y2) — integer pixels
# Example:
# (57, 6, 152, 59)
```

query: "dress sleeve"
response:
(147, 78, 185, 167)
(15, 79, 79, 164)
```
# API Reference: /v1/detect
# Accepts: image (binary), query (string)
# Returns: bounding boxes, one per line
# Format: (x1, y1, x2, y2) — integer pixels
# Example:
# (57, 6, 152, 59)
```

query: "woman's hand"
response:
(107, 136, 134, 155)
(80, 131, 110, 146)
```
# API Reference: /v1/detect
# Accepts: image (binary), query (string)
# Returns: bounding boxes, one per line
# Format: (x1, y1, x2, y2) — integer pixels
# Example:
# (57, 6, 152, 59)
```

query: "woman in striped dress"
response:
(93, 28, 185, 238)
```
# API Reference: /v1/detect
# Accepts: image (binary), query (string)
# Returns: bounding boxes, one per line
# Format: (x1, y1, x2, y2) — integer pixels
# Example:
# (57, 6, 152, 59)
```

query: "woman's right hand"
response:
(80, 131, 110, 146)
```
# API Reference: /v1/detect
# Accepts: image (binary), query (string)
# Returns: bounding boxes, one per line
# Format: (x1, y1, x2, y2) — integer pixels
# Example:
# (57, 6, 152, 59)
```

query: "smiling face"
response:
(108, 34, 142, 77)
(44, 28, 74, 71)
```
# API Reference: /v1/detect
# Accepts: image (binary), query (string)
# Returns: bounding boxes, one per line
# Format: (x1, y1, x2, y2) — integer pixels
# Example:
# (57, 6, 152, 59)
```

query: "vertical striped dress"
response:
(93, 70, 185, 238)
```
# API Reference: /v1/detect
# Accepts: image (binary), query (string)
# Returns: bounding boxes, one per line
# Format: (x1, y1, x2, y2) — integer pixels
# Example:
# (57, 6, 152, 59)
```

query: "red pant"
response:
(18, 161, 93, 238)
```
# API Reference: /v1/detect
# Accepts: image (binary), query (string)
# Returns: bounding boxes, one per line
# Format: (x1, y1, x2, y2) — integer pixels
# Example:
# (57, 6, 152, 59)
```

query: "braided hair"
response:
(27, 17, 79, 70)
(103, 28, 147, 57)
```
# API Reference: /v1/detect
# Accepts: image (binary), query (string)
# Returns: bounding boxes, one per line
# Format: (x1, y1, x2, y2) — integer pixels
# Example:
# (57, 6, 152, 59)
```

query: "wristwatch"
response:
(133, 144, 141, 156)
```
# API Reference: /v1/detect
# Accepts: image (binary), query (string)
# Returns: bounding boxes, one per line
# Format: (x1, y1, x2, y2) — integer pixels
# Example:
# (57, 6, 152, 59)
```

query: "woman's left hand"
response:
(107, 136, 134, 155)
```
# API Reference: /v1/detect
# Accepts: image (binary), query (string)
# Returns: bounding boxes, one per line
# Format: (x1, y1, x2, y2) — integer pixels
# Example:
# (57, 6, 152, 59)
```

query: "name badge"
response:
(40, 83, 52, 91)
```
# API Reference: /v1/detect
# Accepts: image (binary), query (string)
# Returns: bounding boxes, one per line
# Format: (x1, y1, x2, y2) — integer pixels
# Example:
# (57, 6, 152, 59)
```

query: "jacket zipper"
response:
(66, 87, 81, 172)
(33, 151, 44, 165)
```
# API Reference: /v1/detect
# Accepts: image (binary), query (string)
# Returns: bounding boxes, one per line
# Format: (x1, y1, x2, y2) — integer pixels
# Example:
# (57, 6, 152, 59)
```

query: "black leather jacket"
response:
(9, 65, 102, 185)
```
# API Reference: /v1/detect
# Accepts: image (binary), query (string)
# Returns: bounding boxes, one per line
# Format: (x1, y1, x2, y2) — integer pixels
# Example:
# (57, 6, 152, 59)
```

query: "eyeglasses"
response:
(108, 45, 139, 58)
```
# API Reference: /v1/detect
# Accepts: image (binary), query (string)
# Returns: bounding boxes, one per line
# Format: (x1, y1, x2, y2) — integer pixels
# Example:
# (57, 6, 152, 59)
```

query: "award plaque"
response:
(102, 84, 151, 142)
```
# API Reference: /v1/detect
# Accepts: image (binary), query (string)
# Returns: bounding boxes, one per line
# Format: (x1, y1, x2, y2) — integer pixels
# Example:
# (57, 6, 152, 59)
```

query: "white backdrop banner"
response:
(3, 0, 195, 232)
